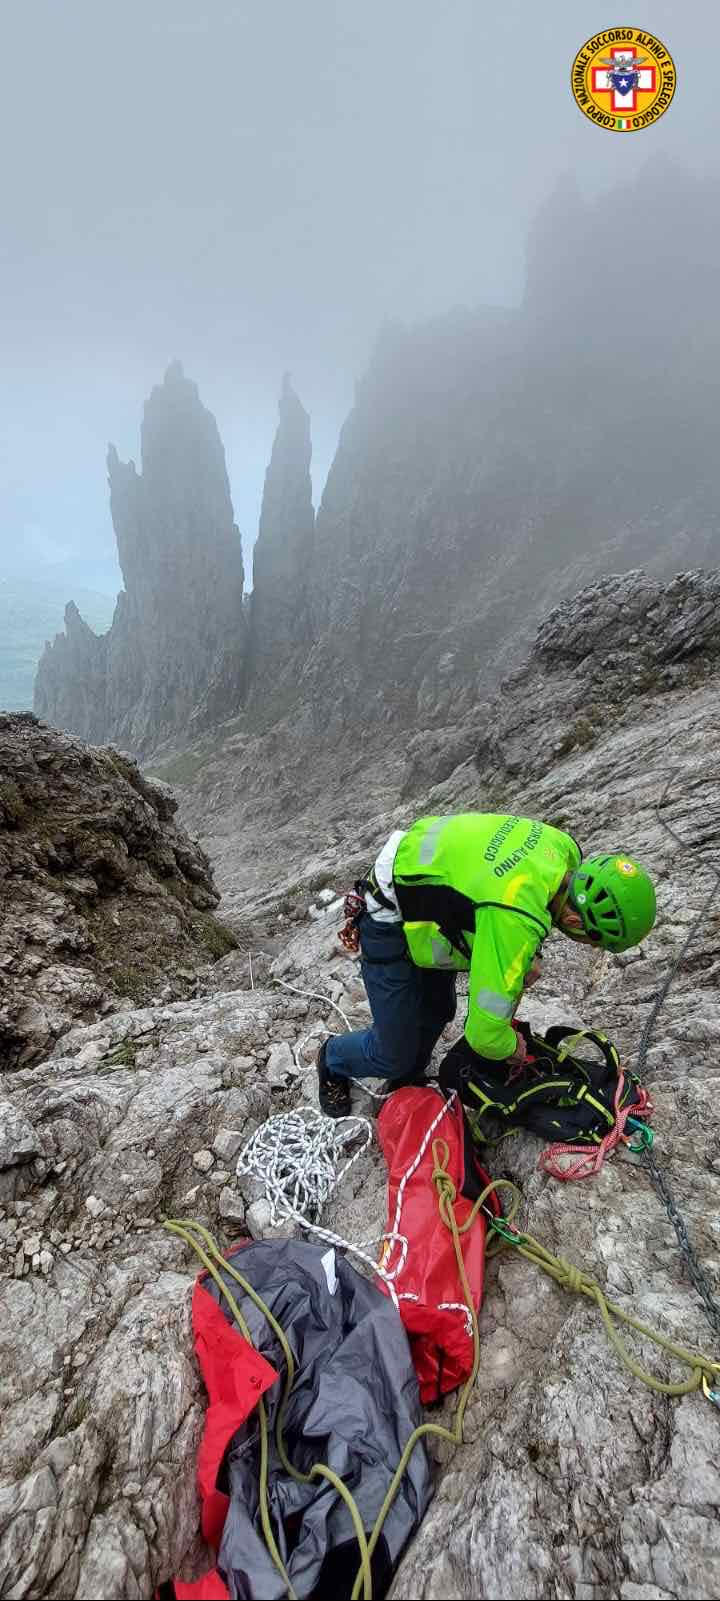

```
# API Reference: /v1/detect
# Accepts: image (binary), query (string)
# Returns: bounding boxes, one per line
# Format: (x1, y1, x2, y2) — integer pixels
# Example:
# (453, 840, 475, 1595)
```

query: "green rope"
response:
(491, 1224, 720, 1396)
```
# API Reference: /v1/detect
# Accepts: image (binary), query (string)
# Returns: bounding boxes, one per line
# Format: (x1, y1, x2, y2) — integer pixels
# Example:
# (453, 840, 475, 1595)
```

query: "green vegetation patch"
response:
(196, 915, 239, 960)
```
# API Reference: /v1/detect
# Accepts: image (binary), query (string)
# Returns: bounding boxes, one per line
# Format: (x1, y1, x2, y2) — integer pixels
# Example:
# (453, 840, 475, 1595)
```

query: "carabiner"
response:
(490, 1216, 526, 1245)
(702, 1367, 720, 1408)
(626, 1116, 654, 1153)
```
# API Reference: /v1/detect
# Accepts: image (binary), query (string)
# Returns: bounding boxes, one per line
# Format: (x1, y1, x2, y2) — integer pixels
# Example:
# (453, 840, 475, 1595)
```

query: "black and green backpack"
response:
(445, 1023, 649, 1149)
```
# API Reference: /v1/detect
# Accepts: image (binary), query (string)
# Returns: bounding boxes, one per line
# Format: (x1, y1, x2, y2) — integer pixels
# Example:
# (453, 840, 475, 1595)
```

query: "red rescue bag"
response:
(377, 1087, 500, 1404)
(166, 1257, 278, 1601)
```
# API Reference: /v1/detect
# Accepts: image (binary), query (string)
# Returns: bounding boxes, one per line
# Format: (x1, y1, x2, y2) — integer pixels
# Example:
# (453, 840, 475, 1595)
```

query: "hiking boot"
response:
(317, 1040, 351, 1118)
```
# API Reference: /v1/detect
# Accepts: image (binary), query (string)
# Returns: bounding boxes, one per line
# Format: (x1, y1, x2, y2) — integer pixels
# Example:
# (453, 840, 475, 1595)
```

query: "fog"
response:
(0, 0, 714, 594)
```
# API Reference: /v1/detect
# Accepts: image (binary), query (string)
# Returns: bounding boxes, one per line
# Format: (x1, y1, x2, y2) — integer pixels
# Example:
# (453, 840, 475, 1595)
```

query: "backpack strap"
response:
(543, 1025, 620, 1075)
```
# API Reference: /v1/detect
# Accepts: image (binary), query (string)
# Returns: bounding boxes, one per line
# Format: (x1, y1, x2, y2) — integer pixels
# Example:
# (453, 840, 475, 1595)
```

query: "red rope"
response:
(537, 1070, 654, 1182)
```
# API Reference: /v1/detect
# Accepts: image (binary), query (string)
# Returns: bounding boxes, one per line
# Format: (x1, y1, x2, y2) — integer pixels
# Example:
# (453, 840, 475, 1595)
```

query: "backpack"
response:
(442, 1023, 653, 1174)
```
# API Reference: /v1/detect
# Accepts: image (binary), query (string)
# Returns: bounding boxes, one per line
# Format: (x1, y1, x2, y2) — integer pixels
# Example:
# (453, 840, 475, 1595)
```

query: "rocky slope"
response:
(0, 713, 236, 1070)
(284, 163, 720, 745)
(34, 363, 246, 753)
(2, 568, 719, 1599)
(170, 566, 720, 931)
(33, 165, 720, 762)
(244, 374, 315, 729)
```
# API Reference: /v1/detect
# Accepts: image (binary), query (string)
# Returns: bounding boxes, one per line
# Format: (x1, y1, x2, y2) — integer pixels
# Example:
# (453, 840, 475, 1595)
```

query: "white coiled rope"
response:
(235, 970, 473, 1328)
(236, 1106, 409, 1294)
(236, 1092, 462, 1315)
(272, 976, 391, 1100)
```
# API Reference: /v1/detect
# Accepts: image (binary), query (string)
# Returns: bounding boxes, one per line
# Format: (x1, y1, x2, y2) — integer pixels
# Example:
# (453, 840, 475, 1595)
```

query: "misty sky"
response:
(1, 0, 714, 597)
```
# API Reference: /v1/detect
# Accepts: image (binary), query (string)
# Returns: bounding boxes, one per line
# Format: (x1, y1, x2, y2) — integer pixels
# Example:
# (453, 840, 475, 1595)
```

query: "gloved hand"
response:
(504, 1029, 527, 1068)
(439, 1029, 528, 1098)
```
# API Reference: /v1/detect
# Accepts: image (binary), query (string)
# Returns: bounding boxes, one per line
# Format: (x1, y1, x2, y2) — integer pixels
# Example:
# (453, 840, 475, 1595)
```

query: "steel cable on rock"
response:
(632, 771, 720, 1338)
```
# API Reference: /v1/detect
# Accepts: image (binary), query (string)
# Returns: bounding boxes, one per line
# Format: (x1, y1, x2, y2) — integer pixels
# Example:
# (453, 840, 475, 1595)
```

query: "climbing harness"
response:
(338, 869, 398, 953)
(447, 1023, 653, 1179)
(629, 773, 720, 1339)
(536, 1035, 654, 1181)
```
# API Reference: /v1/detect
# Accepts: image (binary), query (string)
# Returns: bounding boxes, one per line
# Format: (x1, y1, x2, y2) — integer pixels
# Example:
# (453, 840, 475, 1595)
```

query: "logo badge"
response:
(615, 859, 638, 876)
(571, 28, 676, 131)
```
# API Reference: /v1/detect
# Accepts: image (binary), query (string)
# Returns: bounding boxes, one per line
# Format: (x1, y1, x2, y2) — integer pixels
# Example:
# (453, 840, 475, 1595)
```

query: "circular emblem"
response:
(576, 893, 587, 904)
(571, 27, 676, 132)
(616, 858, 638, 875)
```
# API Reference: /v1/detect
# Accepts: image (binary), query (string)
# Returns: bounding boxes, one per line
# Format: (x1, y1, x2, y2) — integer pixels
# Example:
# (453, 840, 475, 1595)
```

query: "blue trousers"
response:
(326, 913, 457, 1081)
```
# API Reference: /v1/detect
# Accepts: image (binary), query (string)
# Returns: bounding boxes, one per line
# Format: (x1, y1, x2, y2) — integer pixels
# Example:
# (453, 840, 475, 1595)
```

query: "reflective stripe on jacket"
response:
(392, 813, 582, 1059)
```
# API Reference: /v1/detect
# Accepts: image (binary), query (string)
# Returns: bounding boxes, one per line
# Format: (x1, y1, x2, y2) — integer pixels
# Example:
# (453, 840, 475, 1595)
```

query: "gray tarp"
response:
(206, 1238, 433, 1600)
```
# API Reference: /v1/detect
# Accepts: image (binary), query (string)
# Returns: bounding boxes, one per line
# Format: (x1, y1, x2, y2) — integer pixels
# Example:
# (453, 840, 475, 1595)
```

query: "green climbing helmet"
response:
(565, 853, 657, 952)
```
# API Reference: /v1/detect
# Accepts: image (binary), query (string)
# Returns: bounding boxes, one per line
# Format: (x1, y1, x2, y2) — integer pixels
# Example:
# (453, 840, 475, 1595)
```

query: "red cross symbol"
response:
(592, 47, 657, 112)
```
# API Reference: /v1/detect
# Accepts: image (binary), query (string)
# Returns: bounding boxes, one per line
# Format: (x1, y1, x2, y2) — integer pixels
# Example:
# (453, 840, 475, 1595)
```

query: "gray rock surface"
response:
(245, 375, 315, 728)
(0, 713, 235, 1068)
(0, 984, 343, 1598)
(34, 363, 246, 754)
(2, 567, 720, 1598)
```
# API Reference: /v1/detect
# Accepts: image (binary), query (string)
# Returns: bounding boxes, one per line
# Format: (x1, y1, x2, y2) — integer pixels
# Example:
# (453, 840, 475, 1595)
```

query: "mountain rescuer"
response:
(317, 813, 657, 1117)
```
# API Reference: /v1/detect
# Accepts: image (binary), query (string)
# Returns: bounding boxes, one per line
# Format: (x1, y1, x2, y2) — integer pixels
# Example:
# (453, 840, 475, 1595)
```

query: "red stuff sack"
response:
(164, 1260, 278, 1601)
(376, 1087, 500, 1404)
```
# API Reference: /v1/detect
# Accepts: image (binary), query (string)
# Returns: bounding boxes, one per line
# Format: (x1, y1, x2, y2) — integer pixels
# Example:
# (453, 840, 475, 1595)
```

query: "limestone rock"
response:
(245, 376, 315, 727)
(192, 1149, 214, 1174)
(245, 1197, 273, 1238)
(0, 713, 235, 1067)
(265, 1040, 297, 1086)
(218, 1186, 246, 1224)
(3, 564, 720, 1599)
(0, 988, 284, 1598)
(212, 1128, 244, 1163)
(34, 363, 247, 753)
(0, 1100, 39, 1168)
(245, 1198, 296, 1242)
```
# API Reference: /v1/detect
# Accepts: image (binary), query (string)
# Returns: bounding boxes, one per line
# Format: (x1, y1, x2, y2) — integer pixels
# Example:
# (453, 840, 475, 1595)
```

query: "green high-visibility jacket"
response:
(392, 813, 582, 1060)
